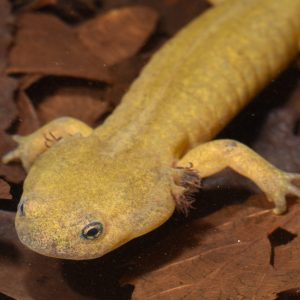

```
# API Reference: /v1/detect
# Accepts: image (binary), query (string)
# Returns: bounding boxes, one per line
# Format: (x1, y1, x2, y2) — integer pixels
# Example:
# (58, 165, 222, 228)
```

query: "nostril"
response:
(18, 202, 25, 217)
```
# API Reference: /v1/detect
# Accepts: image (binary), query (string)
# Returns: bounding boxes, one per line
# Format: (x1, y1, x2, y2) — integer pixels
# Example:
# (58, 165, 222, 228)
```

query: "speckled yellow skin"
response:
(4, 0, 300, 259)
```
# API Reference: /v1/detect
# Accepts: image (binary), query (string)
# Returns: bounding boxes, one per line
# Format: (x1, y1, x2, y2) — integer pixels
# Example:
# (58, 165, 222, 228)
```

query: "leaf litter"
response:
(77, 6, 159, 66)
(7, 13, 113, 82)
(1, 0, 300, 299)
(126, 195, 300, 299)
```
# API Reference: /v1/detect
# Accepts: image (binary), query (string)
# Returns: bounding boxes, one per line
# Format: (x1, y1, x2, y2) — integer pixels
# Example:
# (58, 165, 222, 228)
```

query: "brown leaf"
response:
(20, 0, 58, 10)
(101, 0, 210, 36)
(18, 0, 100, 21)
(0, 131, 26, 183)
(19, 74, 43, 90)
(0, 0, 14, 62)
(16, 91, 40, 135)
(126, 196, 300, 299)
(0, 77, 18, 131)
(37, 86, 110, 126)
(0, 0, 25, 184)
(0, 0, 18, 131)
(7, 13, 113, 82)
(77, 6, 159, 66)
(0, 164, 25, 184)
(0, 179, 11, 200)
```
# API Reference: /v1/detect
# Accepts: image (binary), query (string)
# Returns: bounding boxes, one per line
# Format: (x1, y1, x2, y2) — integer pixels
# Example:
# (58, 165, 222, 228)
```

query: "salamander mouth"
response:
(14, 216, 73, 259)
(15, 214, 130, 260)
(15, 228, 86, 260)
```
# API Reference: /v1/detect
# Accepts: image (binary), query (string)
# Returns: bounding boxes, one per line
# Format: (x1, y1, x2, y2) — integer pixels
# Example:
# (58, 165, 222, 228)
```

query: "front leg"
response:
(2, 117, 92, 171)
(177, 139, 300, 214)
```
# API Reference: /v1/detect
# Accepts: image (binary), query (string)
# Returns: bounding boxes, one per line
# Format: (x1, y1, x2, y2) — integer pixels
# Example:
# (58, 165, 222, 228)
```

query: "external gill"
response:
(171, 165, 202, 216)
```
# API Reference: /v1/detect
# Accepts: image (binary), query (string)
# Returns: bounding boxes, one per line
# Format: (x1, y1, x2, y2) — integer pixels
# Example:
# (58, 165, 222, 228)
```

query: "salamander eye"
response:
(81, 222, 103, 240)
(18, 202, 25, 217)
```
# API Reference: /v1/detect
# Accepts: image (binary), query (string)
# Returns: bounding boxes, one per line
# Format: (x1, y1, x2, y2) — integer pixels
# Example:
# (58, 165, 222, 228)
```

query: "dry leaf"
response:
(101, 0, 210, 36)
(0, 131, 26, 183)
(0, 164, 25, 184)
(0, 0, 18, 130)
(78, 6, 159, 66)
(0, 179, 11, 200)
(0, 0, 25, 183)
(7, 13, 113, 82)
(18, 0, 100, 21)
(126, 196, 300, 299)
(19, 74, 43, 90)
(37, 86, 110, 126)
(0, 77, 18, 131)
(16, 91, 40, 135)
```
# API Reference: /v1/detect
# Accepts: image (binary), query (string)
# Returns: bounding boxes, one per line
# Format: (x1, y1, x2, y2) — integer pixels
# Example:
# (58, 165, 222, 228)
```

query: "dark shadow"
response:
(0, 240, 21, 264)
(219, 68, 300, 145)
(0, 183, 22, 212)
(276, 288, 300, 300)
(62, 254, 134, 300)
(0, 293, 15, 300)
(27, 76, 107, 106)
(268, 227, 297, 267)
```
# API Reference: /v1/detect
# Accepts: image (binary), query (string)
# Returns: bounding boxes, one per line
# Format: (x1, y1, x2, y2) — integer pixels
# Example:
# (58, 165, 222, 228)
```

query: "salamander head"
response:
(15, 136, 176, 260)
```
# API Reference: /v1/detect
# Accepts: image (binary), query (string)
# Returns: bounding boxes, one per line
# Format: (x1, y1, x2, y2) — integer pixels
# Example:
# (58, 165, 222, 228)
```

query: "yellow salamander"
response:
(3, 0, 300, 259)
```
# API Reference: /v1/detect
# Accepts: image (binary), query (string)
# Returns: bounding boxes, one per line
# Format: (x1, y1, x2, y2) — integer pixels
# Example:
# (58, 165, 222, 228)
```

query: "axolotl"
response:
(3, 0, 300, 259)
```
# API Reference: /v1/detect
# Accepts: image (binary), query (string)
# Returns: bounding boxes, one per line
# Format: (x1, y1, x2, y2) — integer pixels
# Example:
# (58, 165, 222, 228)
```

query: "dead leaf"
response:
(16, 91, 40, 135)
(0, 131, 26, 183)
(0, 164, 25, 184)
(7, 13, 113, 83)
(0, 0, 25, 183)
(37, 85, 110, 126)
(0, 77, 18, 131)
(77, 6, 159, 66)
(0, 179, 11, 200)
(126, 196, 300, 299)
(19, 74, 43, 90)
(17, 0, 100, 21)
(101, 0, 210, 36)
(0, 0, 18, 131)
(16, 0, 58, 11)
